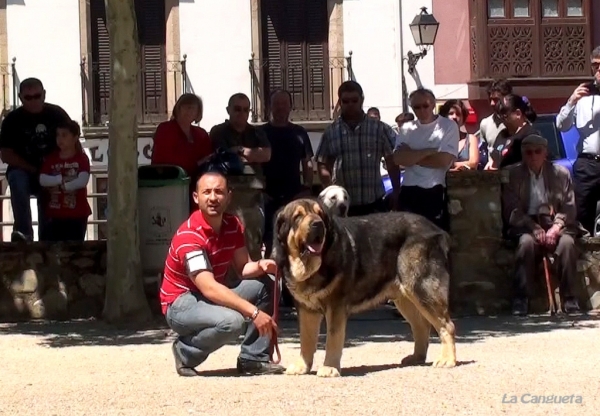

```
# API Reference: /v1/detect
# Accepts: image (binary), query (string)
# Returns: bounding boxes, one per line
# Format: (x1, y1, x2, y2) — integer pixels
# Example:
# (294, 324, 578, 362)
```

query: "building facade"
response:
(0, 0, 598, 240)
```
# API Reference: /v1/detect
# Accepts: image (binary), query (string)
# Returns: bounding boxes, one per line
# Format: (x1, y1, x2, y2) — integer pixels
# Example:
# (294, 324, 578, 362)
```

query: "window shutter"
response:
(135, 0, 167, 121)
(261, 0, 329, 121)
(305, 0, 329, 120)
(90, 0, 110, 124)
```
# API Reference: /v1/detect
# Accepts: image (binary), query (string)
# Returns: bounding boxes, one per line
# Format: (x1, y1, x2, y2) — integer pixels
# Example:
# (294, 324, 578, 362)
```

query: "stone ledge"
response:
(0, 241, 160, 322)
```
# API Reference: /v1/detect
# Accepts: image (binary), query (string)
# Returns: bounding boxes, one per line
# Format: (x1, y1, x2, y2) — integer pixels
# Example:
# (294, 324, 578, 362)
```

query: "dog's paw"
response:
(433, 355, 456, 368)
(285, 360, 310, 376)
(400, 354, 426, 367)
(316, 366, 341, 378)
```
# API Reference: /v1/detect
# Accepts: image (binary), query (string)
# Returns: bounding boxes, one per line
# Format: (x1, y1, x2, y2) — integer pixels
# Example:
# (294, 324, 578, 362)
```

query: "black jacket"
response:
(499, 123, 540, 169)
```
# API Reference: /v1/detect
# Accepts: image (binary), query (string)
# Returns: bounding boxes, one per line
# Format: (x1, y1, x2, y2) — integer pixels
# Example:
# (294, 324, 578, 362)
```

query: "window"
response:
(513, 0, 530, 17)
(89, 0, 167, 126)
(260, 0, 330, 121)
(542, 0, 559, 16)
(470, 0, 592, 79)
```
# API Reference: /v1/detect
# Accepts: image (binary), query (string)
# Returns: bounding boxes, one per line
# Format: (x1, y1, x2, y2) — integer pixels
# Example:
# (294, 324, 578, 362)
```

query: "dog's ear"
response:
(270, 207, 290, 265)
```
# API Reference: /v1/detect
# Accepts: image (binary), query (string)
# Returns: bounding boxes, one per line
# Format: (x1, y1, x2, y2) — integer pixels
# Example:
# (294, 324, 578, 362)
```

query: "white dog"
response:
(318, 185, 350, 217)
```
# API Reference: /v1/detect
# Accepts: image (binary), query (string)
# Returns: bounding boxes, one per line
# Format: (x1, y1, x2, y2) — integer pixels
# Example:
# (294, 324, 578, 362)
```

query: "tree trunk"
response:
(102, 0, 152, 324)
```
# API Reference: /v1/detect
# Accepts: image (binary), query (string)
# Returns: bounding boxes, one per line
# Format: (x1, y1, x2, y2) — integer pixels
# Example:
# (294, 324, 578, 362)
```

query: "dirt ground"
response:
(1, 308, 598, 416)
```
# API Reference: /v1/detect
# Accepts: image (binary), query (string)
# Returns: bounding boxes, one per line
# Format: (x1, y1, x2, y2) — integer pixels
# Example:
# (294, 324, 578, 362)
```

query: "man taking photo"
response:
(159, 162, 284, 377)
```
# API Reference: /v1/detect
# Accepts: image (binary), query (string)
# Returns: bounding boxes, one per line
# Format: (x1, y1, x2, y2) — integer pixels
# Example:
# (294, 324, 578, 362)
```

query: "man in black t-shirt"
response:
(261, 89, 314, 259)
(0, 78, 71, 241)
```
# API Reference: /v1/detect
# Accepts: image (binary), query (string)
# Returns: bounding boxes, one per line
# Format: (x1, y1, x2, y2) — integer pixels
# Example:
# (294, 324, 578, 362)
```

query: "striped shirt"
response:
(159, 210, 246, 315)
(315, 115, 396, 205)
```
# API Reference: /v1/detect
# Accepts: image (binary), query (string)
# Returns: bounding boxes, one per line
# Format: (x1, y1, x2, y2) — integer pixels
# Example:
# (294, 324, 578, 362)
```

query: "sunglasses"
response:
(524, 148, 544, 156)
(341, 98, 360, 104)
(233, 105, 250, 113)
(592, 62, 600, 72)
(411, 103, 430, 110)
(22, 93, 43, 101)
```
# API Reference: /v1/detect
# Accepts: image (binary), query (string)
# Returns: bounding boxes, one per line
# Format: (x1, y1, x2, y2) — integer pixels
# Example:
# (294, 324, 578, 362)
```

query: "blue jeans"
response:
(6, 168, 48, 240)
(165, 276, 274, 369)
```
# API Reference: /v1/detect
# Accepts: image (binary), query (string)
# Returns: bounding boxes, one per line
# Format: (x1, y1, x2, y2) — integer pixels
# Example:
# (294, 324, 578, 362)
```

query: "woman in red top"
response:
(39, 120, 92, 242)
(151, 93, 214, 177)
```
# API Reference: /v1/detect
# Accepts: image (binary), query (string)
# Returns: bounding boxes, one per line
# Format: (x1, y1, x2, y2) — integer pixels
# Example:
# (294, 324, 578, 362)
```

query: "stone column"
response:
(446, 170, 512, 315)
(224, 164, 265, 283)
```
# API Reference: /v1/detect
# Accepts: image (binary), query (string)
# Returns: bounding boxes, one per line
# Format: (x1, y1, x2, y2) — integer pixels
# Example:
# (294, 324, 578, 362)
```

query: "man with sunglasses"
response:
(502, 134, 586, 316)
(0, 78, 70, 241)
(556, 46, 600, 235)
(393, 88, 459, 232)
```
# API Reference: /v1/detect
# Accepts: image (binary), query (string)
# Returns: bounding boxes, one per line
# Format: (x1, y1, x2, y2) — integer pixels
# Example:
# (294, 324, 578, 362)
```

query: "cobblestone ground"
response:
(1, 309, 598, 416)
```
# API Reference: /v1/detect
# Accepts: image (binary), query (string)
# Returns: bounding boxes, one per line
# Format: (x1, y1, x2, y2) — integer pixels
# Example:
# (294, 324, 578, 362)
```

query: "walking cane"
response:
(541, 251, 557, 316)
(538, 209, 557, 316)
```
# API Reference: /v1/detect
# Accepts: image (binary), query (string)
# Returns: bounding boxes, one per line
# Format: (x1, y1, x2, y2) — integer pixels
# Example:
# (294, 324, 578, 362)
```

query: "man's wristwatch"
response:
(245, 307, 259, 323)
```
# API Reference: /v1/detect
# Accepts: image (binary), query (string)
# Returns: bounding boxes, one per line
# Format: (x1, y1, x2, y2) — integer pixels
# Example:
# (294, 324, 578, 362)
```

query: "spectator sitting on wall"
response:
(481, 79, 512, 170)
(496, 94, 539, 169)
(501, 134, 587, 316)
(0, 77, 71, 242)
(151, 93, 213, 212)
(39, 120, 91, 242)
(159, 164, 284, 377)
(438, 99, 480, 171)
(209, 93, 272, 182)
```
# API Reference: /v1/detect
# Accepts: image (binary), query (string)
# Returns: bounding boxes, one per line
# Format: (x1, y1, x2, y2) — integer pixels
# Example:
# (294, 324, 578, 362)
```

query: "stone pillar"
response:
(226, 164, 265, 263)
(446, 170, 513, 315)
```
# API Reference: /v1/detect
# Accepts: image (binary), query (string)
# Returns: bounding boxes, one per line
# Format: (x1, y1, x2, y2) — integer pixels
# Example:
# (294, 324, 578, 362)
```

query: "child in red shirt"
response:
(39, 120, 92, 241)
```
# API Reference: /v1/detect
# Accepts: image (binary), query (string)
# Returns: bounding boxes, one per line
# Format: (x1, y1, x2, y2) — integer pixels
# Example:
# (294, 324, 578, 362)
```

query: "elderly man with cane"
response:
(501, 134, 588, 316)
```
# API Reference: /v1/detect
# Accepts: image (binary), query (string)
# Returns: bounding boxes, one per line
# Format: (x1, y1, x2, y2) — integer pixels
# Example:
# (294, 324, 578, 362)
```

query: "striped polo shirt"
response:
(159, 210, 246, 314)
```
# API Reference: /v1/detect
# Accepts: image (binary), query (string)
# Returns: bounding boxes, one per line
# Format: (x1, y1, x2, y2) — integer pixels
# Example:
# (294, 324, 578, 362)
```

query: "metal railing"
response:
(0, 167, 109, 242)
(80, 55, 188, 127)
(249, 53, 354, 123)
(0, 58, 19, 121)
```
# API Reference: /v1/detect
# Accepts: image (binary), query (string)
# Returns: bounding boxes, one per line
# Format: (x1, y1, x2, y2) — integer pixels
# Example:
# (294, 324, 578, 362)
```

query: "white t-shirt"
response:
(395, 116, 459, 188)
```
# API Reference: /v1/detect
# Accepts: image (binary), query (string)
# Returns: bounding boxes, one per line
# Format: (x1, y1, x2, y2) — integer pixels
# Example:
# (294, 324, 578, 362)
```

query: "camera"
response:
(587, 80, 600, 96)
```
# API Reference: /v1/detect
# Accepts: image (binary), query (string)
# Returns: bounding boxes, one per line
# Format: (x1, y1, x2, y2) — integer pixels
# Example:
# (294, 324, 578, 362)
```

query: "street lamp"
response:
(401, 6, 439, 111)
(407, 7, 439, 74)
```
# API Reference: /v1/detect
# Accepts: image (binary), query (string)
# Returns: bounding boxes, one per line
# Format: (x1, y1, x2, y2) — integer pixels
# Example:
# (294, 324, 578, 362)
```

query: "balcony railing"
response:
(0, 58, 19, 121)
(80, 55, 188, 127)
(249, 53, 354, 123)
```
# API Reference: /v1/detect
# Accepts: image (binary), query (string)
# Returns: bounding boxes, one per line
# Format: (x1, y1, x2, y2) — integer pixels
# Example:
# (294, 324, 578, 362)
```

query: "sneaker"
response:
(236, 358, 285, 375)
(512, 298, 528, 316)
(563, 298, 581, 314)
(172, 342, 200, 377)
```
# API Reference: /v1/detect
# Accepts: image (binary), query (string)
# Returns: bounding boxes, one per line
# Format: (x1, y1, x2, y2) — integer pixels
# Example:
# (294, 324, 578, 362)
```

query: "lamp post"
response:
(401, 7, 440, 111)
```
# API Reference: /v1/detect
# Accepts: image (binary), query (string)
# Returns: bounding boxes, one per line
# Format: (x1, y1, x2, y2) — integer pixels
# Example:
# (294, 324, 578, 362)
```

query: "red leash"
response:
(269, 268, 282, 364)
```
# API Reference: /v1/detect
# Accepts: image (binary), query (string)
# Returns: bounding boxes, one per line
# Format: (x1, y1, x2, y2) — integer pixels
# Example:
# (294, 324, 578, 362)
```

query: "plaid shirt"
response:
(315, 115, 396, 205)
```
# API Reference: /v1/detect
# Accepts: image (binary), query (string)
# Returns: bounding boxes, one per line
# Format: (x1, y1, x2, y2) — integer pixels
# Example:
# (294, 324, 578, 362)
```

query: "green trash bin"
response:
(138, 165, 190, 278)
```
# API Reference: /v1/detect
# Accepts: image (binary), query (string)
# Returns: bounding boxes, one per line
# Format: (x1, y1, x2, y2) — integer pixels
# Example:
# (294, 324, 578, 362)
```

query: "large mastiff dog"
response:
(271, 198, 457, 377)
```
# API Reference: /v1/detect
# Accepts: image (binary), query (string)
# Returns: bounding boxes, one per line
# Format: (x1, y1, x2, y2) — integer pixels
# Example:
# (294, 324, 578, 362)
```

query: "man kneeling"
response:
(502, 134, 587, 316)
(159, 168, 285, 376)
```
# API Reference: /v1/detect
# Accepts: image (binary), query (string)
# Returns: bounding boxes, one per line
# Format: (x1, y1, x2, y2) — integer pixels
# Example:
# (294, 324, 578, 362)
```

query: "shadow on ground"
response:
(0, 307, 597, 349)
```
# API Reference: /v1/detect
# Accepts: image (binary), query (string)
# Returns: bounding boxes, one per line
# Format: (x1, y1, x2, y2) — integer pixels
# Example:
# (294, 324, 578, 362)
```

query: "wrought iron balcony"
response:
(80, 55, 188, 127)
(0, 58, 19, 121)
(249, 53, 354, 123)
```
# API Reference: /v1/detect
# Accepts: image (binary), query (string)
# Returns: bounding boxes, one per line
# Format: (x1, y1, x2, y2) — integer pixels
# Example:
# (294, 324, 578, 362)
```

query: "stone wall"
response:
(0, 241, 161, 321)
(1, 171, 600, 321)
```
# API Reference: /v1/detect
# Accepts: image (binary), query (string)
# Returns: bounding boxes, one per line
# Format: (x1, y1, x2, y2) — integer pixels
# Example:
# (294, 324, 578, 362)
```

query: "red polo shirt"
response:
(159, 210, 246, 315)
(151, 120, 213, 177)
